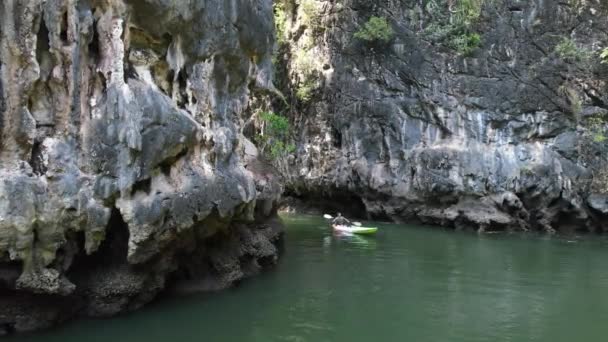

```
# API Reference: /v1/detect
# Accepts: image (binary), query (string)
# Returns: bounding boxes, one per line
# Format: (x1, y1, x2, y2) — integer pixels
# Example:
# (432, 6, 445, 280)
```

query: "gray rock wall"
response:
(0, 0, 282, 334)
(277, 0, 608, 233)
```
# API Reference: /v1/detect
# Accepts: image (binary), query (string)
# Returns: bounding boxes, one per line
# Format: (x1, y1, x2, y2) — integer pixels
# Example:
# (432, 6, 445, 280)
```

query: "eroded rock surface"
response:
(0, 0, 281, 333)
(276, 0, 608, 233)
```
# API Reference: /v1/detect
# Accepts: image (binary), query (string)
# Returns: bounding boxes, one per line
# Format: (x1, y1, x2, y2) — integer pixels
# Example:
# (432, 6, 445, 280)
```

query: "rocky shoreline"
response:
(2, 0, 608, 335)
(0, 0, 282, 334)
(273, 0, 608, 234)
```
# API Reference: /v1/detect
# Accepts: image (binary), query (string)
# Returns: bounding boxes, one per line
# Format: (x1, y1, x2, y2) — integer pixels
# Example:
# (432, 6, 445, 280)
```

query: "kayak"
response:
(332, 225, 378, 235)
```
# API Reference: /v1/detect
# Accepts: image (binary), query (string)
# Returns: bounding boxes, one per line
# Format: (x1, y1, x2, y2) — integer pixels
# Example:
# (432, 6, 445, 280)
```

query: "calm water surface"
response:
(11, 214, 608, 342)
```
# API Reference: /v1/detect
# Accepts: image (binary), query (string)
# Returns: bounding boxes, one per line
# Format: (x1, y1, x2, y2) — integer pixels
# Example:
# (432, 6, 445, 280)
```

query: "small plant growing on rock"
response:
(555, 38, 590, 63)
(294, 49, 316, 77)
(453, 0, 487, 27)
(257, 111, 295, 160)
(293, 49, 319, 103)
(600, 47, 608, 64)
(558, 85, 583, 116)
(300, 0, 322, 32)
(354, 16, 394, 44)
(420, 0, 487, 55)
(274, 2, 288, 46)
(588, 116, 608, 143)
(296, 80, 315, 102)
(449, 32, 481, 56)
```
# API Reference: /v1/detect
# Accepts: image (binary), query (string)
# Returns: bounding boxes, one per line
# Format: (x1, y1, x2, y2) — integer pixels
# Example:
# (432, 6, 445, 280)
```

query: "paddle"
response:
(323, 214, 362, 226)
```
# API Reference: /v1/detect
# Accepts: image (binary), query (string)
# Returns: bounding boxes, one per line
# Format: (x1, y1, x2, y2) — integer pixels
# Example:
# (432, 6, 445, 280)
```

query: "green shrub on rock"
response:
(449, 32, 481, 56)
(555, 38, 591, 63)
(300, 0, 322, 32)
(420, 0, 488, 55)
(354, 16, 394, 43)
(600, 47, 608, 64)
(296, 80, 315, 102)
(274, 2, 288, 46)
(588, 116, 608, 143)
(257, 111, 295, 160)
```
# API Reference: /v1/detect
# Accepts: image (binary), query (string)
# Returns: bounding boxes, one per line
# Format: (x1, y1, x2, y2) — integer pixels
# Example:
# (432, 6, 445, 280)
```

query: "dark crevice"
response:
(178, 70, 188, 92)
(238, 255, 258, 277)
(51, 230, 83, 272)
(257, 255, 276, 268)
(60, 11, 69, 43)
(369, 209, 392, 222)
(159, 147, 188, 176)
(0, 64, 4, 147)
(96, 72, 107, 95)
(68, 207, 129, 274)
(167, 69, 176, 96)
(552, 211, 587, 234)
(283, 188, 368, 220)
(36, 18, 51, 66)
(584, 88, 608, 111)
(29, 141, 47, 175)
(0, 323, 16, 335)
(0, 261, 23, 291)
(88, 19, 100, 60)
(121, 20, 129, 85)
(131, 178, 152, 196)
(32, 225, 40, 247)
(126, 64, 138, 80)
(331, 126, 342, 148)
(176, 70, 189, 109)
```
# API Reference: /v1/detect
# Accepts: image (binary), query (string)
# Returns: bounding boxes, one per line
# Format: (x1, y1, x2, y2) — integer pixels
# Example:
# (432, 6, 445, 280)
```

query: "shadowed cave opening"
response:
(68, 207, 129, 276)
(0, 259, 22, 292)
(283, 187, 369, 220)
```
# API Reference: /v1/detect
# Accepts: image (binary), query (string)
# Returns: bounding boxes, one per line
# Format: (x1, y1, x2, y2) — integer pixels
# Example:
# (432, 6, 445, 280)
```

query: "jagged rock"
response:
(0, 0, 282, 334)
(588, 194, 608, 215)
(276, 0, 608, 232)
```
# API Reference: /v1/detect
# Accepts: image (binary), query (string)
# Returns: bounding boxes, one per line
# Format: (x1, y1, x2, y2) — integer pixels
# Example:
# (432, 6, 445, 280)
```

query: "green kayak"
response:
(333, 225, 378, 235)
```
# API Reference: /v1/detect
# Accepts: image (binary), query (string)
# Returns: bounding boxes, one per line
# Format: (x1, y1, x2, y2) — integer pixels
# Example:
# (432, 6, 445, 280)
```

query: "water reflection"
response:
(323, 233, 378, 251)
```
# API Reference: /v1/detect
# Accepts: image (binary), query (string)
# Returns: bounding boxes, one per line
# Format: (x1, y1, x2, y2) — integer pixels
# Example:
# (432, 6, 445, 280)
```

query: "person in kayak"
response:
(332, 213, 352, 226)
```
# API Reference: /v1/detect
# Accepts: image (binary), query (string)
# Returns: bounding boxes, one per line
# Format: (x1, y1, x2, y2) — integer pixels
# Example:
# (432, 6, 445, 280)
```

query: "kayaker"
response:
(332, 213, 352, 226)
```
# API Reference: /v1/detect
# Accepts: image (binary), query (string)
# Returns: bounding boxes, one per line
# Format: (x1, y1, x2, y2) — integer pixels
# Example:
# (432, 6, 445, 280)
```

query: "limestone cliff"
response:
(274, 0, 608, 233)
(0, 0, 282, 334)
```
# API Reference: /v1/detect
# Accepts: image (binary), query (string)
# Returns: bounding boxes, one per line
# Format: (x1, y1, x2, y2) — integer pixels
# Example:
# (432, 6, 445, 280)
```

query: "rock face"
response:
(0, 0, 282, 334)
(276, 0, 608, 233)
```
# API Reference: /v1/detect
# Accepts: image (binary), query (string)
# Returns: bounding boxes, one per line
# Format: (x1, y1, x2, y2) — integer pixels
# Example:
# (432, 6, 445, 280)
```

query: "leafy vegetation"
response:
(300, 0, 322, 32)
(558, 85, 583, 116)
(420, 0, 489, 55)
(452, 0, 486, 27)
(274, 2, 288, 46)
(354, 16, 394, 44)
(600, 47, 608, 64)
(587, 116, 608, 143)
(582, 115, 608, 192)
(296, 80, 315, 102)
(293, 49, 318, 103)
(449, 33, 481, 56)
(554, 38, 591, 63)
(257, 111, 296, 159)
(294, 49, 316, 77)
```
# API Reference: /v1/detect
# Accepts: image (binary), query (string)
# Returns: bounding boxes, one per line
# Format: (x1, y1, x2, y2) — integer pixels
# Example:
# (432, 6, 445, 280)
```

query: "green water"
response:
(12, 215, 608, 341)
